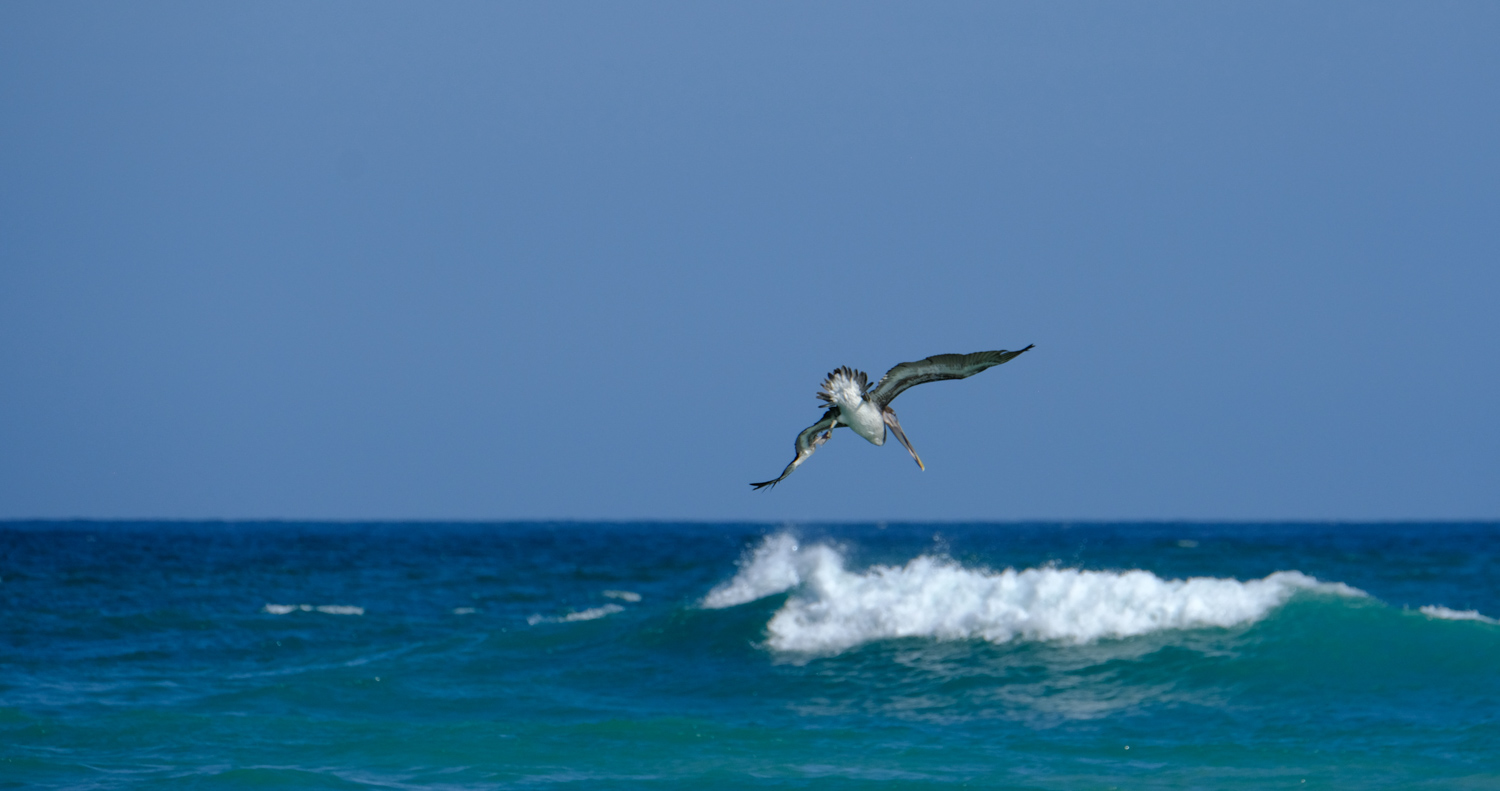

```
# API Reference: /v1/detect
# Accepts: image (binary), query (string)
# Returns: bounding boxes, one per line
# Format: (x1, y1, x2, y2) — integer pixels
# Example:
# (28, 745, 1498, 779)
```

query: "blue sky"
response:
(2, 2, 1496, 521)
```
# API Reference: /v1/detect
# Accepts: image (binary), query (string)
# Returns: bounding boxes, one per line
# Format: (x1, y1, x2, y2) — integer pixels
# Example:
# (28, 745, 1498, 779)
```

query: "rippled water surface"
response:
(3, 521, 1498, 788)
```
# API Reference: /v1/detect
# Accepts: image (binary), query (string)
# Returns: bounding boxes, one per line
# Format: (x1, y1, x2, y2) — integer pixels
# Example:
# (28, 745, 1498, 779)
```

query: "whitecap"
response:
(1419, 605, 1499, 624)
(704, 532, 1366, 653)
(262, 603, 364, 616)
(527, 604, 625, 625)
(603, 590, 642, 602)
(563, 604, 624, 621)
(315, 605, 364, 615)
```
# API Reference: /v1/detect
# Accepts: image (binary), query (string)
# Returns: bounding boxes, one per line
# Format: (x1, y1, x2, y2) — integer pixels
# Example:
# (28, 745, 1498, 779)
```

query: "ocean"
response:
(2, 521, 1497, 789)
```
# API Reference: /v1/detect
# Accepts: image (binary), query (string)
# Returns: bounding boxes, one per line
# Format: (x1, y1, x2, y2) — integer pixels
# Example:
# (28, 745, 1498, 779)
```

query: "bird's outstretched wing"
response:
(751, 408, 839, 490)
(868, 346, 1034, 408)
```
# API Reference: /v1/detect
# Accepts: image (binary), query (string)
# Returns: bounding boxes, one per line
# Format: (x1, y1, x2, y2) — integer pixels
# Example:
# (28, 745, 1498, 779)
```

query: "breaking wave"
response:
(702, 533, 1366, 653)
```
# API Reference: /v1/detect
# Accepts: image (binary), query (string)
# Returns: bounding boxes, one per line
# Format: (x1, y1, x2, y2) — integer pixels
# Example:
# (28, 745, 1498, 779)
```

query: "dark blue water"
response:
(3, 521, 1498, 788)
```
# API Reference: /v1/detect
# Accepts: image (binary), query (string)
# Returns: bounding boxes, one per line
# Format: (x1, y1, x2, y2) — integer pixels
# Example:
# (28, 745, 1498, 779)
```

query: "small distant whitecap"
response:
(1419, 605, 1498, 624)
(527, 604, 624, 626)
(262, 603, 364, 616)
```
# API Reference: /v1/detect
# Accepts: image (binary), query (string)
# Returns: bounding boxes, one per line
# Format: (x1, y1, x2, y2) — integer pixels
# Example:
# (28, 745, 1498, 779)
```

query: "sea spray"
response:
(703, 532, 1366, 652)
(701, 532, 812, 608)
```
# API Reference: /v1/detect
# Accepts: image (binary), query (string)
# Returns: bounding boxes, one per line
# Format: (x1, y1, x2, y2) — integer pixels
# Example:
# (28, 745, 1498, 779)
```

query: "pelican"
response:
(751, 346, 1034, 489)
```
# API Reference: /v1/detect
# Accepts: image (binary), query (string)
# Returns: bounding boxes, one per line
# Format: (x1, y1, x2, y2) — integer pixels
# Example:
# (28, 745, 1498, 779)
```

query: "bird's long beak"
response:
(883, 408, 924, 471)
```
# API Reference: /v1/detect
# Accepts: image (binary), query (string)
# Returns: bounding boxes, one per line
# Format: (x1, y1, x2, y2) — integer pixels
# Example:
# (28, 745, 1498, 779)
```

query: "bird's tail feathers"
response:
(816, 366, 869, 406)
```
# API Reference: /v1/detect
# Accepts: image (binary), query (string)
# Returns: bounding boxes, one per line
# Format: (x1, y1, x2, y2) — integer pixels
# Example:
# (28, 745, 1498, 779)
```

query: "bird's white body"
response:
(825, 372, 886, 445)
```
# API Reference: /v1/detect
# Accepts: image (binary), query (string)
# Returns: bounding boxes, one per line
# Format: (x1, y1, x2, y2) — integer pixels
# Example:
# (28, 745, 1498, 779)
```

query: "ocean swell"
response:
(703, 533, 1366, 653)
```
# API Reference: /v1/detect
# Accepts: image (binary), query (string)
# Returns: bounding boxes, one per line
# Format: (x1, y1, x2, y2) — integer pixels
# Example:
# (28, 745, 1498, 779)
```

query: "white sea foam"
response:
(564, 604, 624, 621)
(527, 604, 625, 625)
(263, 603, 365, 615)
(702, 533, 1365, 653)
(603, 590, 642, 602)
(1419, 605, 1499, 624)
(315, 605, 365, 615)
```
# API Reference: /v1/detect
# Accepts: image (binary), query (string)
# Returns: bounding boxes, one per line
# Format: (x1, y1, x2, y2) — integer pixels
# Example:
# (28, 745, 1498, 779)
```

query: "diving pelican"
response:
(751, 346, 1034, 489)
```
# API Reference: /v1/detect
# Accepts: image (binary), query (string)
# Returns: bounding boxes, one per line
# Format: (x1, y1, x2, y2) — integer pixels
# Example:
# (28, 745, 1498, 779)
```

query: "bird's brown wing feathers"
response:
(868, 346, 1034, 408)
(750, 408, 839, 490)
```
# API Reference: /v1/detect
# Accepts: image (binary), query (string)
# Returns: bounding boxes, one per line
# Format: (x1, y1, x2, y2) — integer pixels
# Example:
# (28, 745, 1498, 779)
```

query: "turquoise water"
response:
(3, 521, 1498, 789)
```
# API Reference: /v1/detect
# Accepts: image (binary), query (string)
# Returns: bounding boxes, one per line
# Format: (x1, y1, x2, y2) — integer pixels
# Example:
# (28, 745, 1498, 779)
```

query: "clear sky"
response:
(2, 2, 1496, 521)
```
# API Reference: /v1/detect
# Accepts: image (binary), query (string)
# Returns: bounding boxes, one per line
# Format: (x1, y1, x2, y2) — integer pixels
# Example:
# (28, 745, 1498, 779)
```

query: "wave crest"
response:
(703, 533, 1365, 653)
